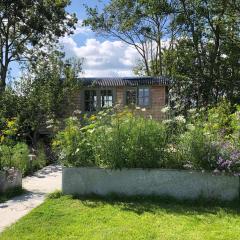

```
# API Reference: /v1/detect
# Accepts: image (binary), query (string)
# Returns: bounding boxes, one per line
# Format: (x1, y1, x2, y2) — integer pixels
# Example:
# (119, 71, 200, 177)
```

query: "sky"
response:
(62, 0, 139, 77)
(9, 0, 139, 81)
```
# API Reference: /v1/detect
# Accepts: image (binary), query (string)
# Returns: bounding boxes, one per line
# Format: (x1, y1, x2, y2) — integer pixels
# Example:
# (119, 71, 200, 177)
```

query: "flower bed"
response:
(53, 102, 240, 174)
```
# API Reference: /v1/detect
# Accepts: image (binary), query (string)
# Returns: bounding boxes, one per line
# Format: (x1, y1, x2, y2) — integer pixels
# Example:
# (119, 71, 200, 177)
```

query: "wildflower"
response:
(188, 108, 197, 114)
(141, 108, 146, 112)
(213, 169, 220, 174)
(73, 110, 82, 115)
(162, 119, 172, 124)
(89, 115, 97, 121)
(69, 116, 78, 121)
(183, 161, 193, 169)
(175, 115, 186, 123)
(161, 106, 170, 113)
(186, 124, 195, 131)
(173, 103, 180, 110)
(166, 144, 177, 153)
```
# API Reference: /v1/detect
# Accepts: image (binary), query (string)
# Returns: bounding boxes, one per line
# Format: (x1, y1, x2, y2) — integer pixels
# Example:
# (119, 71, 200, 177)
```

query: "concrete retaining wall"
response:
(62, 167, 239, 201)
(0, 170, 22, 193)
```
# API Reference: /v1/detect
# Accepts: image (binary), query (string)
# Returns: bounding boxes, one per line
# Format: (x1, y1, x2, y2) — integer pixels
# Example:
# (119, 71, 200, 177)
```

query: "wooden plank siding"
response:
(69, 85, 167, 120)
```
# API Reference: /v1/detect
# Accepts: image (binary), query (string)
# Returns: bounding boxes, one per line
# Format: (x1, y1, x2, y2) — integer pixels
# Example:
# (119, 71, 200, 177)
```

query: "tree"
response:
(84, 0, 240, 110)
(1, 50, 83, 147)
(168, 0, 240, 109)
(0, 0, 77, 93)
(83, 0, 175, 76)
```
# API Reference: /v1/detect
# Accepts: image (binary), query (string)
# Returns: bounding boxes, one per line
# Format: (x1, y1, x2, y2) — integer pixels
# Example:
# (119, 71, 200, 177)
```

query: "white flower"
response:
(162, 119, 172, 124)
(161, 106, 170, 113)
(175, 115, 186, 123)
(141, 108, 146, 112)
(186, 124, 195, 131)
(166, 144, 177, 153)
(188, 108, 197, 114)
(69, 116, 78, 121)
(59, 151, 66, 160)
(73, 110, 82, 115)
(136, 106, 141, 110)
(173, 104, 180, 110)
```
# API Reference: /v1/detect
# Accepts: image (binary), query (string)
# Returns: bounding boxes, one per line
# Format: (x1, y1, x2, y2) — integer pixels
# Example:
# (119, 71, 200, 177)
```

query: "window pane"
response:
(85, 90, 97, 112)
(138, 88, 150, 106)
(139, 88, 144, 97)
(139, 98, 144, 106)
(101, 90, 113, 108)
(126, 89, 137, 105)
(144, 97, 149, 106)
(144, 88, 150, 97)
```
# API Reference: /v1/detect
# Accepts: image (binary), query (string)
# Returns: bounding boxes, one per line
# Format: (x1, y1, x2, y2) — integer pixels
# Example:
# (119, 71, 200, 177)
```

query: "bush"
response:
(53, 101, 240, 174)
(0, 143, 30, 173)
(53, 117, 95, 167)
(53, 110, 181, 169)
(176, 126, 219, 170)
(95, 116, 169, 169)
(33, 142, 47, 171)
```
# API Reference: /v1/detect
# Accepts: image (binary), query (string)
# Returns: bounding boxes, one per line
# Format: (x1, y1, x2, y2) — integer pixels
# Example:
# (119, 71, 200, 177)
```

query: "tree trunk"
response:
(0, 65, 7, 93)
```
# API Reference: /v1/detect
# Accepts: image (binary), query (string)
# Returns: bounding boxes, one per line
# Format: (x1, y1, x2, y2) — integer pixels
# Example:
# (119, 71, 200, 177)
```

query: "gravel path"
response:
(0, 165, 62, 233)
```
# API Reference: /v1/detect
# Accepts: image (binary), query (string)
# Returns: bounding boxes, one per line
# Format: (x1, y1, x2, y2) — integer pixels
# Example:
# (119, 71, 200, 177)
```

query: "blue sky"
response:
(10, 0, 138, 80)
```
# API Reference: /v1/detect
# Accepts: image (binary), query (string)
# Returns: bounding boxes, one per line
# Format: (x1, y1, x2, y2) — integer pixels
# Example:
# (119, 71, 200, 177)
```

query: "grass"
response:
(1, 194, 240, 240)
(0, 187, 25, 203)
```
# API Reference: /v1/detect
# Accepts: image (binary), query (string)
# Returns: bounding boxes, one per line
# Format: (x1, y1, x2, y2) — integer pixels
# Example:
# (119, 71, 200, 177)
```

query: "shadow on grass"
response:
(50, 191, 240, 216)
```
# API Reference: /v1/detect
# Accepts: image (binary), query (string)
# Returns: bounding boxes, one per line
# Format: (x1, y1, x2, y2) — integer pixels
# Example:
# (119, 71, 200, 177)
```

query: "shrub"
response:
(177, 126, 219, 170)
(0, 143, 30, 173)
(12, 143, 30, 174)
(53, 117, 95, 167)
(33, 142, 47, 171)
(53, 102, 240, 174)
(95, 116, 169, 169)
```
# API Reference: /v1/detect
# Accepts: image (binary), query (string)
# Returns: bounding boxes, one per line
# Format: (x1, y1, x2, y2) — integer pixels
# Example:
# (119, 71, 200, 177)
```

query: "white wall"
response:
(63, 167, 239, 201)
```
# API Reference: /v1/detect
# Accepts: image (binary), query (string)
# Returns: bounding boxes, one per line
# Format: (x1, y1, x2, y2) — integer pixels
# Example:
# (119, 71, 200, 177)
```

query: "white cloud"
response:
(74, 20, 92, 35)
(60, 36, 139, 77)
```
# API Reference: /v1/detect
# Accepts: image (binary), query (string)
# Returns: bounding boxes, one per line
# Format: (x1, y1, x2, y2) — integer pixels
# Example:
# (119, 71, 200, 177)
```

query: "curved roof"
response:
(78, 76, 170, 87)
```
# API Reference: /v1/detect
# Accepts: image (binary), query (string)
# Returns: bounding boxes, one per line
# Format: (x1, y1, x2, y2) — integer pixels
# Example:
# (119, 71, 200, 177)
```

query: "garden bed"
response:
(62, 167, 239, 201)
(0, 169, 22, 194)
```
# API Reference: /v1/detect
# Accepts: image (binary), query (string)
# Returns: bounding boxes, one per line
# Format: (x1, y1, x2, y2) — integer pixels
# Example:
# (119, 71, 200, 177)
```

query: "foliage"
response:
(53, 117, 95, 167)
(94, 112, 170, 169)
(0, 143, 30, 174)
(0, 51, 82, 147)
(84, 0, 174, 76)
(33, 142, 47, 171)
(84, 0, 240, 108)
(0, 117, 47, 175)
(54, 101, 240, 174)
(0, 0, 77, 92)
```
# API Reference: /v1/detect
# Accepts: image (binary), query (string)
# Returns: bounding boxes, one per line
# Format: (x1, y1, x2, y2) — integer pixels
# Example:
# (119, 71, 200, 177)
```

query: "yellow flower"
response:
(89, 115, 97, 121)
(0, 135, 4, 143)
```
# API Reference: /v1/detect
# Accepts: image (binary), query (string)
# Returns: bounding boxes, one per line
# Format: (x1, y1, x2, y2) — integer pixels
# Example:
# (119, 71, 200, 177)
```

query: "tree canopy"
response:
(84, 0, 240, 109)
(0, 0, 77, 92)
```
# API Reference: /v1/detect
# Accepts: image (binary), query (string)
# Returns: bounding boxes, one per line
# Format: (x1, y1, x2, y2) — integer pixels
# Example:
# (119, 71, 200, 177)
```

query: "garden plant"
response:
(53, 100, 240, 175)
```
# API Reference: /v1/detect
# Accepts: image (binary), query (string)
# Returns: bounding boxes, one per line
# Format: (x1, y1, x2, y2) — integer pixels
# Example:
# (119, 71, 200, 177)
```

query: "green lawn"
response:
(1, 194, 240, 240)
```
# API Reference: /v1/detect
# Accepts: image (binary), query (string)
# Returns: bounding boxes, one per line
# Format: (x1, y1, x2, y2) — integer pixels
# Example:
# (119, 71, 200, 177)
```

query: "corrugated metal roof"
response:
(77, 76, 170, 87)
